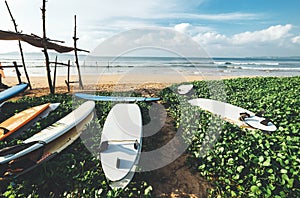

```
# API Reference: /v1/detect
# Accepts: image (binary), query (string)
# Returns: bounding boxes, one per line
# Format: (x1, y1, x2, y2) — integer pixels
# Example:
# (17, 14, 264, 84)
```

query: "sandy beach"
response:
(2, 74, 242, 98)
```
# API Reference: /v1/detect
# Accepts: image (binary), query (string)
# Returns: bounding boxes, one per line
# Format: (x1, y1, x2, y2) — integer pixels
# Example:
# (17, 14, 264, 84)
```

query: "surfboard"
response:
(8, 103, 60, 139)
(100, 103, 142, 188)
(177, 84, 193, 95)
(188, 98, 277, 131)
(75, 92, 160, 102)
(0, 83, 28, 103)
(0, 101, 95, 180)
(0, 103, 51, 140)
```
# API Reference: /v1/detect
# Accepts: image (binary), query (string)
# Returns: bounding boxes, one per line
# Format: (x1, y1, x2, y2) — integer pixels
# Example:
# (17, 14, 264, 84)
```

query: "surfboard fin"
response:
(260, 118, 272, 126)
(255, 110, 266, 117)
(0, 127, 9, 135)
(239, 112, 250, 121)
(134, 140, 140, 150)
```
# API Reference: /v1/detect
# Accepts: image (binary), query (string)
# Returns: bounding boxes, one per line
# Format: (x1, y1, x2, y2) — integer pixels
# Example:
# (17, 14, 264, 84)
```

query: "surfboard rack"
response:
(0, 62, 27, 87)
(50, 58, 83, 92)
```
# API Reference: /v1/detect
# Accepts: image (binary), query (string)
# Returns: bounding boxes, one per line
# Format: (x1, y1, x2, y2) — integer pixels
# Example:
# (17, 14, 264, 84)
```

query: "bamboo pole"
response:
(53, 56, 58, 93)
(64, 60, 71, 92)
(5, 1, 32, 89)
(13, 61, 22, 84)
(67, 60, 71, 92)
(49, 61, 70, 66)
(73, 15, 84, 89)
(0, 63, 3, 86)
(41, 0, 54, 94)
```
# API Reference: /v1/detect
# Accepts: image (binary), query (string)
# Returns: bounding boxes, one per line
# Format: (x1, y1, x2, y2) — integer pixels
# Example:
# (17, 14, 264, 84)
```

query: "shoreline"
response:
(2, 74, 249, 90)
(0, 74, 273, 99)
(3, 74, 293, 99)
(0, 74, 250, 99)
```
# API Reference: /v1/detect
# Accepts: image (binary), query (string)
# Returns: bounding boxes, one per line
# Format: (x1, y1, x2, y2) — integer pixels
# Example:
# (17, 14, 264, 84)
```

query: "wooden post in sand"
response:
(41, 0, 54, 94)
(13, 61, 22, 84)
(53, 56, 58, 92)
(0, 63, 3, 86)
(73, 15, 84, 89)
(5, 0, 32, 89)
(66, 60, 71, 92)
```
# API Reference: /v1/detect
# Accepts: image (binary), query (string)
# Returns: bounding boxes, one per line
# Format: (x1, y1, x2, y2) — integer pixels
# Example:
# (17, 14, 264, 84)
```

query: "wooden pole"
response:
(0, 64, 2, 86)
(73, 15, 84, 89)
(41, 0, 54, 94)
(13, 61, 22, 84)
(53, 56, 57, 93)
(5, 1, 32, 89)
(66, 60, 71, 92)
(0, 63, 3, 86)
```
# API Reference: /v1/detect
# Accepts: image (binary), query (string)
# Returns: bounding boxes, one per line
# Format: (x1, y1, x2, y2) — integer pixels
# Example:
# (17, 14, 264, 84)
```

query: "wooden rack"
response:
(0, 62, 26, 87)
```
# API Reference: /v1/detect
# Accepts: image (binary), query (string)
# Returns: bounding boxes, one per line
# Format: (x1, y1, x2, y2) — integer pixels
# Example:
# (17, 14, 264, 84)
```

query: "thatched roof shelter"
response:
(0, 30, 88, 53)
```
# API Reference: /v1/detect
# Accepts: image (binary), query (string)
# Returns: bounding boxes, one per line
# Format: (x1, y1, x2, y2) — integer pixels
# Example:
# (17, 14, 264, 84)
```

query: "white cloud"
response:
(179, 24, 298, 56)
(174, 23, 191, 34)
(193, 32, 228, 45)
(232, 24, 292, 44)
(291, 35, 300, 44)
(187, 24, 293, 46)
(92, 28, 209, 57)
(173, 23, 214, 35)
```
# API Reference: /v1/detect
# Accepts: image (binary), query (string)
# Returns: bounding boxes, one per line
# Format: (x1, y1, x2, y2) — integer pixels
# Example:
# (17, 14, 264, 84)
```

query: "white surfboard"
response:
(177, 84, 193, 95)
(188, 98, 277, 131)
(100, 103, 142, 188)
(8, 103, 60, 139)
(0, 101, 95, 165)
(0, 106, 94, 180)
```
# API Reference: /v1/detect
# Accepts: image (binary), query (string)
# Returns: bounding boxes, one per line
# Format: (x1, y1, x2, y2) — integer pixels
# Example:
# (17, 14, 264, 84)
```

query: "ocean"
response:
(1, 53, 300, 78)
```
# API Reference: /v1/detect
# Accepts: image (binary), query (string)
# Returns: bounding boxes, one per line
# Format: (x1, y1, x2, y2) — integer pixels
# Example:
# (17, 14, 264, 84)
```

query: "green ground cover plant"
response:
(161, 76, 300, 197)
(0, 76, 299, 197)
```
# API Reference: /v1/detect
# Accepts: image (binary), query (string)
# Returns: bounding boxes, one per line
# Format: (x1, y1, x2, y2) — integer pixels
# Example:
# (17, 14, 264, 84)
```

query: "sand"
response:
(2, 74, 240, 97)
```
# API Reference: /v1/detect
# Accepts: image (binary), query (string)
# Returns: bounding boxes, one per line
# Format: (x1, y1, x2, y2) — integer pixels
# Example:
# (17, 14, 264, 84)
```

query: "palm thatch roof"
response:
(0, 30, 89, 53)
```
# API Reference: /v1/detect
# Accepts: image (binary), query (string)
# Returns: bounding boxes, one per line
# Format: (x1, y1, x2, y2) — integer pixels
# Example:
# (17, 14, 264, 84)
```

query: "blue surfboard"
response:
(75, 93, 160, 102)
(0, 83, 28, 103)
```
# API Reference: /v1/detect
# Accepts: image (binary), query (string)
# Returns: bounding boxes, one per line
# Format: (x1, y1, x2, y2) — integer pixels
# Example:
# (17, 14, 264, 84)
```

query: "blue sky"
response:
(0, 0, 300, 57)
